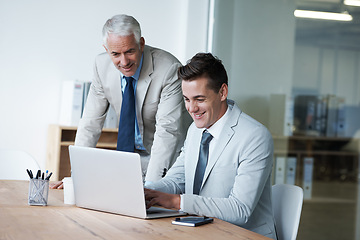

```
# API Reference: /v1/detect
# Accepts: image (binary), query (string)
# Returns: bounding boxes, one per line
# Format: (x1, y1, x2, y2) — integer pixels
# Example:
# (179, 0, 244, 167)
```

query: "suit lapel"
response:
(135, 46, 153, 135)
(187, 127, 203, 192)
(202, 126, 234, 186)
(201, 102, 240, 189)
(106, 62, 122, 113)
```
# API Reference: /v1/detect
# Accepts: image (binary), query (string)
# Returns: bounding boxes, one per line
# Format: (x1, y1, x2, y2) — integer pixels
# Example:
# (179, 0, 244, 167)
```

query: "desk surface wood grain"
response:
(0, 180, 271, 240)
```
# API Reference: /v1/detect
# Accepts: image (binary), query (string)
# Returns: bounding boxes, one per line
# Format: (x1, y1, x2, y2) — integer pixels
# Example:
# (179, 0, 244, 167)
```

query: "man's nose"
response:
(120, 55, 129, 66)
(188, 101, 198, 113)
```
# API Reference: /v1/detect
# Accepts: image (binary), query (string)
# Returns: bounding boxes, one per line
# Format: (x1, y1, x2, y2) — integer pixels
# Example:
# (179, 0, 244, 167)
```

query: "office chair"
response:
(0, 149, 40, 180)
(272, 184, 304, 240)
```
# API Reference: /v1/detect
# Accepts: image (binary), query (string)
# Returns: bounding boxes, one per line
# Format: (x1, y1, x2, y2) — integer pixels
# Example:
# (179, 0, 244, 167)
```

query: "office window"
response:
(210, 0, 360, 239)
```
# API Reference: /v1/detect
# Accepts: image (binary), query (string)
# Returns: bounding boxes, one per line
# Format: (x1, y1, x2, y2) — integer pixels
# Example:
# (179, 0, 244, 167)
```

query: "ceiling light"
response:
(344, 0, 360, 6)
(294, 10, 353, 21)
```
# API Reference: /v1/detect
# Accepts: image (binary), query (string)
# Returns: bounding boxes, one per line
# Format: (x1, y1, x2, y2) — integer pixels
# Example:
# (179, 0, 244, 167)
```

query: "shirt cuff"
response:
(144, 181, 152, 188)
(180, 194, 184, 211)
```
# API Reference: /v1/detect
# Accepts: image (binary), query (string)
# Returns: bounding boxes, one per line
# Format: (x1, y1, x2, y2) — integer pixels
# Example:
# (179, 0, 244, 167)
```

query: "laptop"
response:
(68, 145, 186, 219)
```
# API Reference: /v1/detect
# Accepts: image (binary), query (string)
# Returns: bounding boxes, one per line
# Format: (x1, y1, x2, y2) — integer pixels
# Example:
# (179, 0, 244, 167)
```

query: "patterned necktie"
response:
(116, 76, 135, 152)
(193, 130, 213, 195)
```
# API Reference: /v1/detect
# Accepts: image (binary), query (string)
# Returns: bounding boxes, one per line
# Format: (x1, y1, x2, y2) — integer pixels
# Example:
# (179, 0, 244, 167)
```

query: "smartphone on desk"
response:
(172, 216, 214, 227)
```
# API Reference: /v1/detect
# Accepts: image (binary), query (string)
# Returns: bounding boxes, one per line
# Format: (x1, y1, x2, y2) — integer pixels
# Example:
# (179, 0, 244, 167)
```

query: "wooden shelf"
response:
(272, 135, 360, 199)
(304, 197, 356, 204)
(273, 135, 359, 157)
(60, 141, 74, 146)
(274, 150, 358, 157)
(46, 125, 118, 181)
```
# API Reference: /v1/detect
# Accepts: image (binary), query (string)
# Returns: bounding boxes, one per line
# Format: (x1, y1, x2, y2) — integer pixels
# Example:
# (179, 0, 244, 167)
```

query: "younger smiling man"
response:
(145, 53, 277, 239)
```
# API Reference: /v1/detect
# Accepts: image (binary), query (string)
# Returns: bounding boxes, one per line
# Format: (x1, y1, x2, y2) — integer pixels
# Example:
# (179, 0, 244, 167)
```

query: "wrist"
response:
(173, 194, 181, 210)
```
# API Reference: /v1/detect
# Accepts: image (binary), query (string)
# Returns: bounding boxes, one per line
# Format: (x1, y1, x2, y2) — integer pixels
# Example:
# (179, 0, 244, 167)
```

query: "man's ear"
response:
(103, 45, 109, 53)
(220, 83, 228, 101)
(139, 37, 145, 52)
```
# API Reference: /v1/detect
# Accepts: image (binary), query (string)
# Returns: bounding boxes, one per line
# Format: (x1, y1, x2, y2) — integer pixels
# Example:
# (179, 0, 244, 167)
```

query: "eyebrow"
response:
(110, 48, 135, 55)
(183, 95, 206, 99)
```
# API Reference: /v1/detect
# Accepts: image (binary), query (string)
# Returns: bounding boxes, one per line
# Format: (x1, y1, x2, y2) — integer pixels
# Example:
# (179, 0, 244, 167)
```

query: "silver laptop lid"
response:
(69, 145, 147, 218)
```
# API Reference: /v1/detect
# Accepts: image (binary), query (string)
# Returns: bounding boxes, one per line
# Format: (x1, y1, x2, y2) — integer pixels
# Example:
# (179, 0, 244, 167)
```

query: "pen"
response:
(36, 170, 41, 179)
(26, 169, 33, 179)
(45, 172, 52, 180)
(42, 172, 44, 180)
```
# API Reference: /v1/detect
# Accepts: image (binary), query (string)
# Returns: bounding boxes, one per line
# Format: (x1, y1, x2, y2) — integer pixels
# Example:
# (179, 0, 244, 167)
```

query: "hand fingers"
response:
(144, 189, 161, 208)
(144, 188, 158, 200)
(49, 182, 59, 189)
(49, 181, 63, 189)
(146, 198, 159, 209)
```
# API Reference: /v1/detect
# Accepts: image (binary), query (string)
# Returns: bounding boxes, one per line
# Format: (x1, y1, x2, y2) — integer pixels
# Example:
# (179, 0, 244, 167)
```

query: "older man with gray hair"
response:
(50, 14, 190, 189)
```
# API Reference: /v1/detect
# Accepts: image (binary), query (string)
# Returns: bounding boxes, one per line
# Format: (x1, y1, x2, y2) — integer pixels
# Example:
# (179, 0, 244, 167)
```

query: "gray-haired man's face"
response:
(104, 33, 144, 77)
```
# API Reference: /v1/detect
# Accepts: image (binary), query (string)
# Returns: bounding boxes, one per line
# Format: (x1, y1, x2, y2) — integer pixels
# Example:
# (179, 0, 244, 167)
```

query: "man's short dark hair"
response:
(178, 53, 228, 93)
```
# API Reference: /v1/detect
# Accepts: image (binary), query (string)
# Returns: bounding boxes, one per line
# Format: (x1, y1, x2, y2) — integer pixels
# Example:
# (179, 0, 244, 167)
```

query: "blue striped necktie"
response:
(116, 76, 135, 152)
(193, 130, 213, 195)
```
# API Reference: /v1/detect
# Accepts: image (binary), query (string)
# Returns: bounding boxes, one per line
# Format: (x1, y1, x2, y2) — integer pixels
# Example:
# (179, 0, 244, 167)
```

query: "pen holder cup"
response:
(28, 179, 49, 206)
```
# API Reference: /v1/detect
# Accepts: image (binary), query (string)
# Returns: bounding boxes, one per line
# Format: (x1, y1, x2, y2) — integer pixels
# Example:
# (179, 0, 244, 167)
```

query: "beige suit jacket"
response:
(75, 45, 191, 181)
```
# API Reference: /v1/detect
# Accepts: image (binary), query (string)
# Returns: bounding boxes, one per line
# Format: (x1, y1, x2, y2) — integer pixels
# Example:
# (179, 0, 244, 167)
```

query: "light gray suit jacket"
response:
(75, 45, 191, 181)
(148, 100, 277, 239)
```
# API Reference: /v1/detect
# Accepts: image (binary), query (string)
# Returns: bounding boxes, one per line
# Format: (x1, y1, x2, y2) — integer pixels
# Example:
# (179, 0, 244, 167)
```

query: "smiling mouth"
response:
(120, 63, 133, 71)
(193, 112, 205, 119)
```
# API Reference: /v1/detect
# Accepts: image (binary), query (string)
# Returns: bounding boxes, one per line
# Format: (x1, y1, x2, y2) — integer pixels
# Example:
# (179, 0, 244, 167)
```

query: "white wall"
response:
(0, 0, 209, 169)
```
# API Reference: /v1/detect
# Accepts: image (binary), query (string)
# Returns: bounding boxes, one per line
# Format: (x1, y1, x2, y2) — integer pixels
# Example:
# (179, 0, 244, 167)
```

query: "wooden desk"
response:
(0, 180, 271, 240)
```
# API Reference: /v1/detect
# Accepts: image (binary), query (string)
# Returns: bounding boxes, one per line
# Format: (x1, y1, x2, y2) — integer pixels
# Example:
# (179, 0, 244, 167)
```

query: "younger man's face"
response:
(182, 77, 228, 129)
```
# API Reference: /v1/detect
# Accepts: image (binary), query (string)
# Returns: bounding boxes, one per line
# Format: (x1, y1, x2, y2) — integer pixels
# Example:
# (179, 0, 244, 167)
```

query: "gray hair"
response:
(102, 14, 142, 48)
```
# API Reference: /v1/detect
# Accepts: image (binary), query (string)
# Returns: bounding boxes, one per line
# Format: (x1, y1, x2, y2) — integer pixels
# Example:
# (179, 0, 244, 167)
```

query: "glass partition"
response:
(210, 0, 360, 239)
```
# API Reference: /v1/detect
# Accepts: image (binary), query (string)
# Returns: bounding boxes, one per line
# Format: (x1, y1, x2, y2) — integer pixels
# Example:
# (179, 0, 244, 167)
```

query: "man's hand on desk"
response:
(49, 181, 64, 189)
(144, 188, 180, 210)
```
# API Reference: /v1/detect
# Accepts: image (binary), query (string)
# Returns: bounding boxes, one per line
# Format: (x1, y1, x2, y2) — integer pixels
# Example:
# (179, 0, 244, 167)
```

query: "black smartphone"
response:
(172, 216, 214, 227)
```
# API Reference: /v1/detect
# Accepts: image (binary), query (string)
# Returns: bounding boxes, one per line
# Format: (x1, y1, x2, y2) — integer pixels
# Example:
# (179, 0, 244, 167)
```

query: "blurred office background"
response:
(1, 0, 360, 239)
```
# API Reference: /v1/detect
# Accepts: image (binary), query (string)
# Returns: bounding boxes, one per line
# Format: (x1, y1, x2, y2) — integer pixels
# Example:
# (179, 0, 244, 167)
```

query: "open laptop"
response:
(68, 145, 186, 219)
